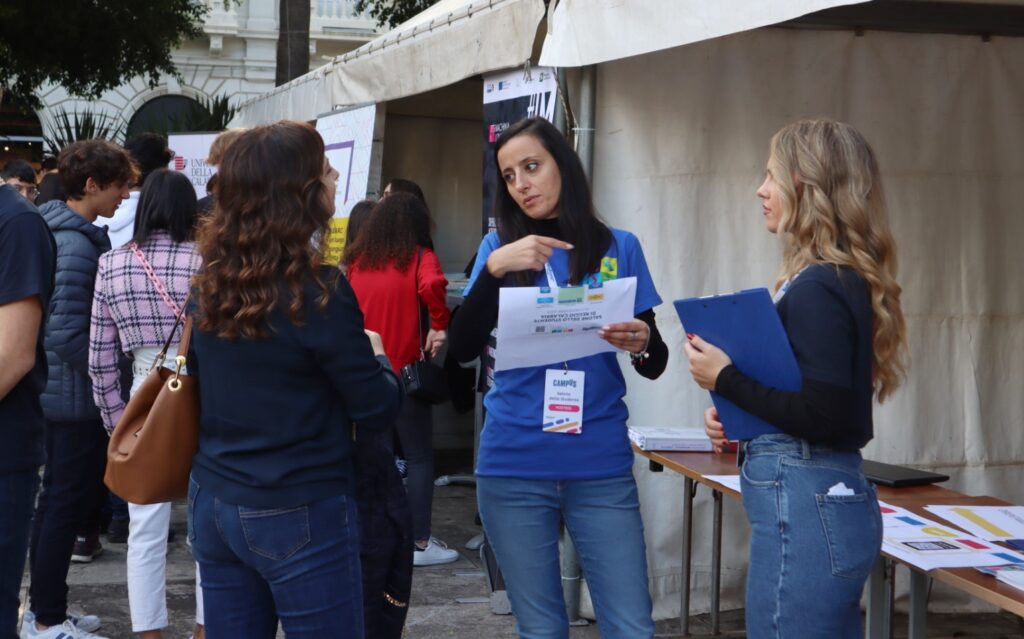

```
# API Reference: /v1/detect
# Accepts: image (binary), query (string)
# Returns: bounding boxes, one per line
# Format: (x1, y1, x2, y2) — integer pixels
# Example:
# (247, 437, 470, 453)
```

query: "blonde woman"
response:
(685, 119, 907, 638)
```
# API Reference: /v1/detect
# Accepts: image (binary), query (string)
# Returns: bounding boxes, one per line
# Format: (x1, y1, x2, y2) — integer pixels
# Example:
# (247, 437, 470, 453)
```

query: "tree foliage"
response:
(354, 0, 438, 29)
(0, 0, 209, 107)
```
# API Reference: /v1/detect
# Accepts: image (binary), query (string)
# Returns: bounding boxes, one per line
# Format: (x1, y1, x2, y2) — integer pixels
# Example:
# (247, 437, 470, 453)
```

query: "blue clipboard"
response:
(674, 288, 802, 441)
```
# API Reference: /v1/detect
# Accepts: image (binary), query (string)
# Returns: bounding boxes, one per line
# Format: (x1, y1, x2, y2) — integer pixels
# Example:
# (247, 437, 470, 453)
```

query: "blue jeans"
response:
(741, 434, 882, 639)
(187, 477, 364, 639)
(477, 474, 654, 639)
(0, 469, 40, 639)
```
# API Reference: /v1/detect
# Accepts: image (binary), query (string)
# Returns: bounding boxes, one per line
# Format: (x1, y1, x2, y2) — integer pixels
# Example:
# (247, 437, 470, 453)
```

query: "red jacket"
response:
(348, 248, 451, 370)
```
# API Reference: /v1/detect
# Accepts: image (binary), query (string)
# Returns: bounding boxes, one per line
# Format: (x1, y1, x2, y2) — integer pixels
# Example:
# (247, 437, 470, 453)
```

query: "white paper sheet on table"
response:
(923, 505, 1024, 542)
(879, 509, 1024, 571)
(495, 277, 636, 371)
(703, 475, 742, 494)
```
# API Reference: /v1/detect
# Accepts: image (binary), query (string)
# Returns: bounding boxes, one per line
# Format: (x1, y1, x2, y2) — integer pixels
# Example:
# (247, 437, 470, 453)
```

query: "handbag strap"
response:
(129, 241, 184, 319)
(412, 249, 427, 360)
(152, 292, 191, 371)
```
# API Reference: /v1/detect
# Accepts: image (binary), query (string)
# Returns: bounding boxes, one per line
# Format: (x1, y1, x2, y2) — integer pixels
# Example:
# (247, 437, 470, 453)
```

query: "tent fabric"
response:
(538, 0, 868, 67)
(587, 27, 1024, 617)
(232, 0, 545, 126)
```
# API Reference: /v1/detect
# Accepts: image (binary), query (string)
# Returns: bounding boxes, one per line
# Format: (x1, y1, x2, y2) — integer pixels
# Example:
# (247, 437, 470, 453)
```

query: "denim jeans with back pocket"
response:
(188, 476, 363, 639)
(740, 433, 882, 639)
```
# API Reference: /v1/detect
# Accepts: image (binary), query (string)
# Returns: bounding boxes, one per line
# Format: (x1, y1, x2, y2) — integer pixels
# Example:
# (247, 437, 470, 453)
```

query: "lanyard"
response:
(543, 262, 559, 289)
(772, 267, 808, 304)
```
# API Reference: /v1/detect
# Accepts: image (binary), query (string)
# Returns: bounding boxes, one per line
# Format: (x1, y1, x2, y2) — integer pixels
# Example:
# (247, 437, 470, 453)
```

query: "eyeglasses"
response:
(6, 181, 38, 200)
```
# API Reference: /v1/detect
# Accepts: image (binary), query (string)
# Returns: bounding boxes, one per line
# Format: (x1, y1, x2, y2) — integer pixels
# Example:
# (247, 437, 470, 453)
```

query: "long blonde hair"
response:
(769, 119, 908, 402)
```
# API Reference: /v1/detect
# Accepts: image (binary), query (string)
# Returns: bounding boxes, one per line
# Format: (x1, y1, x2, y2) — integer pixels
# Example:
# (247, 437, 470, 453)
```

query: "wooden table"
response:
(633, 446, 1024, 638)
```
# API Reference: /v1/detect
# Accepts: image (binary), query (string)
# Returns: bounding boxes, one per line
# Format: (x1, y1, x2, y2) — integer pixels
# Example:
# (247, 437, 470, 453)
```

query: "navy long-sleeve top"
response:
(714, 264, 875, 451)
(189, 268, 403, 508)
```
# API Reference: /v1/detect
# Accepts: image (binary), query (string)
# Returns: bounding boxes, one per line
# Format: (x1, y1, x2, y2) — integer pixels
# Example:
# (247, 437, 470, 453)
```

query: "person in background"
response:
(83, 134, 172, 550)
(23, 139, 136, 639)
(345, 193, 455, 567)
(89, 169, 205, 639)
(189, 121, 402, 637)
(685, 119, 908, 638)
(35, 156, 64, 206)
(0, 182, 54, 639)
(448, 117, 669, 638)
(343, 199, 375, 261)
(100, 134, 173, 249)
(2, 160, 39, 202)
(196, 128, 245, 215)
(382, 178, 434, 250)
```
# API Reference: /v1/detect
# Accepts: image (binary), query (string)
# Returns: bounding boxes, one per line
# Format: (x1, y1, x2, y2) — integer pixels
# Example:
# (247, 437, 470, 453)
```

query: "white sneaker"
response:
(20, 618, 109, 639)
(413, 537, 460, 566)
(21, 610, 102, 634)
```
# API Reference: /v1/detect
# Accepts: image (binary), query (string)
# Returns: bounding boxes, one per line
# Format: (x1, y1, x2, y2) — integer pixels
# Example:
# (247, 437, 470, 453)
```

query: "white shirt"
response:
(96, 191, 140, 249)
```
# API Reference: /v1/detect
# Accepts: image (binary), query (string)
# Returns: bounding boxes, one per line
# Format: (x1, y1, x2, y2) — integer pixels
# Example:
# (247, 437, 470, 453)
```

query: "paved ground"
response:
(18, 460, 1024, 638)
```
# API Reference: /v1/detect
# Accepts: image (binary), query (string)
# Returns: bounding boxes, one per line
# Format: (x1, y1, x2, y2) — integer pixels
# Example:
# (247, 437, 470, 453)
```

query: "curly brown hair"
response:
(342, 192, 425, 272)
(194, 121, 336, 339)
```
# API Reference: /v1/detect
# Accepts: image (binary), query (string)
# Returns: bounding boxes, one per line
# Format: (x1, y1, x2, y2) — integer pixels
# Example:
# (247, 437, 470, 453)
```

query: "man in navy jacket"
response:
(22, 140, 134, 639)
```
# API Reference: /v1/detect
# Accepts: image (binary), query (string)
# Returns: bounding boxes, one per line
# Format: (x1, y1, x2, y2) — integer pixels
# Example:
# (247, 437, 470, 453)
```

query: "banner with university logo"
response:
(481, 67, 557, 235)
(167, 132, 219, 198)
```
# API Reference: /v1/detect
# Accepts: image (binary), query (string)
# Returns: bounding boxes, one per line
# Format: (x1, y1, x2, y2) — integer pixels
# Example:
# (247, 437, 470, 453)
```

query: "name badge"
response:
(542, 369, 585, 435)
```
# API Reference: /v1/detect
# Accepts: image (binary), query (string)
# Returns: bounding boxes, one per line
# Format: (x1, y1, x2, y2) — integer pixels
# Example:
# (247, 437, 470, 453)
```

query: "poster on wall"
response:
(481, 67, 557, 235)
(167, 132, 219, 198)
(315, 103, 380, 265)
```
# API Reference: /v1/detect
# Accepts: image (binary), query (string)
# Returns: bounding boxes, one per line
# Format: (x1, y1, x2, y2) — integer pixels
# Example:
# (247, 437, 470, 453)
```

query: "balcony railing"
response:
(203, 0, 376, 35)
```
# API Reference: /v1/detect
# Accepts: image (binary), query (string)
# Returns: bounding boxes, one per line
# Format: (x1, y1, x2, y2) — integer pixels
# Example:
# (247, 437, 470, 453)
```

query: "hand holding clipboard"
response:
(675, 288, 802, 442)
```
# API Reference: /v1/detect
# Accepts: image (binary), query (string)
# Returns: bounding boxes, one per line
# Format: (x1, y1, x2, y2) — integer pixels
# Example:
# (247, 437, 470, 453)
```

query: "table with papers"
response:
(632, 446, 1024, 638)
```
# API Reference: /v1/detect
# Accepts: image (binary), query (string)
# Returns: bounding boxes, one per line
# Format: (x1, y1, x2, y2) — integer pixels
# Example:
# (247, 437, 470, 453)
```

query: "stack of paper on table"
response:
(879, 501, 1024, 571)
(628, 426, 712, 452)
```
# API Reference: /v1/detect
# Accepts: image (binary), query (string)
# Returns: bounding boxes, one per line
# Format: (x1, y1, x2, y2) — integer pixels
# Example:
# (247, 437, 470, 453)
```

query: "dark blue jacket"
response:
(39, 201, 111, 422)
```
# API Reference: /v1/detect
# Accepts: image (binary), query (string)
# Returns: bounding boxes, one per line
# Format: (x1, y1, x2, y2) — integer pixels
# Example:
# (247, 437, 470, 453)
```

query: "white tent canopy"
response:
(538, 0, 867, 67)
(233, 0, 545, 125)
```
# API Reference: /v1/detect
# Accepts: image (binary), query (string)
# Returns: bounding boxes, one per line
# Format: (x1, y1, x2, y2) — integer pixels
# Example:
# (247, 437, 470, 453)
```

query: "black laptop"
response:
(862, 460, 949, 488)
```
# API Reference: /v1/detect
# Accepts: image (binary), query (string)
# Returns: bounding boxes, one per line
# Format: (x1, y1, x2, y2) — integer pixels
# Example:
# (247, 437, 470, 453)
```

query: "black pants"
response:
(354, 428, 413, 639)
(394, 396, 434, 542)
(28, 420, 107, 626)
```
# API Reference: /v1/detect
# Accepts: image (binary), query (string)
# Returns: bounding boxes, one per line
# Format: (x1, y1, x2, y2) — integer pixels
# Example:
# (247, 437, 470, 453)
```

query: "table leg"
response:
(681, 476, 694, 636)
(866, 557, 888, 639)
(711, 490, 722, 635)
(908, 570, 929, 639)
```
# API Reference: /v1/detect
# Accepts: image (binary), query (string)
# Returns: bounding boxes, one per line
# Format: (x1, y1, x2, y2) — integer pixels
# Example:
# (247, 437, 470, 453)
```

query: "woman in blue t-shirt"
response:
(450, 117, 668, 638)
(685, 119, 909, 638)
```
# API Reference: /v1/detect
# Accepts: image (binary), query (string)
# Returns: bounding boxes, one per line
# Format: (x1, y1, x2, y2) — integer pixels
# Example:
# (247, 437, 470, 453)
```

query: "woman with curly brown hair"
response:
(344, 192, 456, 567)
(686, 118, 908, 638)
(187, 121, 403, 638)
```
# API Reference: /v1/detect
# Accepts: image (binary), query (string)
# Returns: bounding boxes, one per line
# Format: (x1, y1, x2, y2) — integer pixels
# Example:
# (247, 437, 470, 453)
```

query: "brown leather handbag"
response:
(104, 308, 199, 504)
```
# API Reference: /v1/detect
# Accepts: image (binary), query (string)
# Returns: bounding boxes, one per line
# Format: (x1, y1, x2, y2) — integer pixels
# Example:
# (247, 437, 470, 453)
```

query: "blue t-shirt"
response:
(0, 186, 56, 472)
(465, 228, 662, 479)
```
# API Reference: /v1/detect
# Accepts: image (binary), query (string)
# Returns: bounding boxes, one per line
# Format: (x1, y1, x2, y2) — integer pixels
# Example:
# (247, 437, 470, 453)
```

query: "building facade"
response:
(1, 0, 380, 165)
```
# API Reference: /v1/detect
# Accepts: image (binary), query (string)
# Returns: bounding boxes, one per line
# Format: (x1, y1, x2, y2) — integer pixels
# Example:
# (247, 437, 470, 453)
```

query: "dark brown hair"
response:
(58, 139, 137, 199)
(492, 117, 611, 286)
(343, 192, 424, 272)
(194, 121, 335, 339)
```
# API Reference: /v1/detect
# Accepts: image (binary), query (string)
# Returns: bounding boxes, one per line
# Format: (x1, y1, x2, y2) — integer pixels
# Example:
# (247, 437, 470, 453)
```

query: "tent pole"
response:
(577, 65, 597, 183)
(559, 64, 597, 627)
